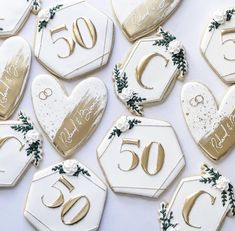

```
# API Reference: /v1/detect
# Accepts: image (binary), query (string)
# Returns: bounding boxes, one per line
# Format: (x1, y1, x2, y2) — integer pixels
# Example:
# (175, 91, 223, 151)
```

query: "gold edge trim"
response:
(100, 18, 109, 66)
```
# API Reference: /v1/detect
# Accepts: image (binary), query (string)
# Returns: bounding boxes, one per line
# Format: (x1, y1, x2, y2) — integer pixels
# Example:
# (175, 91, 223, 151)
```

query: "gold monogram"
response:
(50, 17, 97, 59)
(41, 176, 90, 225)
(119, 138, 165, 176)
(182, 190, 216, 229)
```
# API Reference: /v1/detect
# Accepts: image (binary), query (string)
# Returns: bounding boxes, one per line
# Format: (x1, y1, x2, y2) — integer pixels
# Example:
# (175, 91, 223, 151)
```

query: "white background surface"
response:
(0, 0, 235, 230)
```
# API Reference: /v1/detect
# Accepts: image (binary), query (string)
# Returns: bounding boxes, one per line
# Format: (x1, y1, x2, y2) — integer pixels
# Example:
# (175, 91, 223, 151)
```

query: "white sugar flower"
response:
(168, 226, 180, 231)
(116, 117, 130, 132)
(213, 9, 227, 24)
(31, 0, 41, 15)
(215, 176, 230, 191)
(120, 88, 134, 102)
(38, 9, 51, 22)
(168, 40, 183, 54)
(63, 160, 78, 176)
(25, 129, 41, 144)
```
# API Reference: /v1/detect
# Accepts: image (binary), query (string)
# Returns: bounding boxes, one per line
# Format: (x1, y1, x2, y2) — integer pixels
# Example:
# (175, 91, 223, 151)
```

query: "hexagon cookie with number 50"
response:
(113, 28, 188, 116)
(97, 116, 185, 198)
(24, 159, 107, 231)
(34, 0, 114, 79)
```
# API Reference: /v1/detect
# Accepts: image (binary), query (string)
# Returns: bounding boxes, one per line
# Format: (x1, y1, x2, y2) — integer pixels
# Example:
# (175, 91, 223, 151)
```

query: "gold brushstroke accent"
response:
(53, 93, 103, 157)
(182, 190, 216, 229)
(136, 52, 169, 89)
(61, 196, 90, 225)
(73, 17, 97, 49)
(199, 109, 235, 161)
(141, 142, 165, 176)
(122, 0, 175, 41)
(0, 50, 29, 119)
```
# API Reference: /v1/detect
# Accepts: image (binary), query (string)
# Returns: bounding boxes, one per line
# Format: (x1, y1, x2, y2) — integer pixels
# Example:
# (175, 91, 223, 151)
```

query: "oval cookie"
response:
(32, 74, 107, 158)
(0, 36, 31, 120)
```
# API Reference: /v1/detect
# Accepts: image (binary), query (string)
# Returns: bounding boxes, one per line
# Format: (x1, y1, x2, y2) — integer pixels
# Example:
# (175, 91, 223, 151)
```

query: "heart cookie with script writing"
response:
(0, 36, 31, 120)
(181, 82, 235, 161)
(32, 75, 107, 158)
(111, 0, 182, 42)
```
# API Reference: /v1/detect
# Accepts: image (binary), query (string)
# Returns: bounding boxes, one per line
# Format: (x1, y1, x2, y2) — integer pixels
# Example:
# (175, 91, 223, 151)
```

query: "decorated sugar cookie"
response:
(0, 111, 43, 187)
(97, 116, 185, 198)
(32, 74, 107, 158)
(34, 0, 114, 79)
(159, 164, 235, 231)
(0, 36, 31, 120)
(201, 8, 235, 84)
(181, 82, 235, 161)
(113, 28, 188, 116)
(0, 0, 41, 38)
(24, 159, 107, 230)
(111, 0, 182, 42)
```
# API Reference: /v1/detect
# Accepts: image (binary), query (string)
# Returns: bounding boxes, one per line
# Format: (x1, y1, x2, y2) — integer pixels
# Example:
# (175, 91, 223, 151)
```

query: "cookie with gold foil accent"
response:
(113, 28, 188, 116)
(34, 0, 114, 79)
(158, 164, 235, 231)
(0, 36, 31, 120)
(32, 74, 107, 158)
(181, 82, 235, 161)
(201, 8, 235, 84)
(0, 111, 43, 187)
(111, 0, 182, 42)
(24, 159, 107, 230)
(0, 0, 41, 38)
(97, 116, 185, 198)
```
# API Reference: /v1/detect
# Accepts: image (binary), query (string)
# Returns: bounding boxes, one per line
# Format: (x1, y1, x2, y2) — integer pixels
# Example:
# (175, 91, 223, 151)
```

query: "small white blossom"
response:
(25, 129, 41, 144)
(116, 117, 130, 132)
(213, 9, 227, 24)
(215, 176, 230, 191)
(168, 226, 180, 231)
(63, 160, 78, 176)
(120, 88, 134, 102)
(168, 40, 183, 54)
(38, 9, 51, 22)
(31, 0, 41, 15)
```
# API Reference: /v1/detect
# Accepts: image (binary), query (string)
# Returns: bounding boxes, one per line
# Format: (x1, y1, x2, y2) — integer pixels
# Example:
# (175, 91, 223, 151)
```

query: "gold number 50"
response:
(50, 17, 97, 59)
(119, 139, 165, 176)
(41, 176, 90, 225)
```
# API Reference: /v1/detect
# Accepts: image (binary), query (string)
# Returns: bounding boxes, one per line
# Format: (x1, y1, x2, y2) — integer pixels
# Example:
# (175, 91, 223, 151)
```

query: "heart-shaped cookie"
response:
(32, 75, 107, 157)
(181, 82, 235, 161)
(0, 36, 31, 120)
(111, 0, 182, 42)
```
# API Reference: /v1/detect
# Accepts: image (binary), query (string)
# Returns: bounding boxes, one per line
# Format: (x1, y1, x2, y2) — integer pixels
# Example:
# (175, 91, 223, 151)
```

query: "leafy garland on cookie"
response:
(11, 111, 42, 167)
(159, 203, 178, 231)
(200, 164, 235, 216)
(38, 4, 63, 32)
(209, 9, 235, 31)
(109, 117, 141, 139)
(153, 28, 187, 78)
(113, 65, 146, 116)
(52, 164, 90, 177)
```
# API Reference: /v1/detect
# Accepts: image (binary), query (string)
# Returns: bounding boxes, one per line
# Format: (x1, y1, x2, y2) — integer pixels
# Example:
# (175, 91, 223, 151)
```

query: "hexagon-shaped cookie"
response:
(34, 0, 114, 79)
(201, 7, 235, 84)
(113, 28, 188, 116)
(159, 164, 235, 231)
(0, 112, 43, 187)
(97, 116, 185, 198)
(24, 159, 107, 231)
(0, 0, 40, 38)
